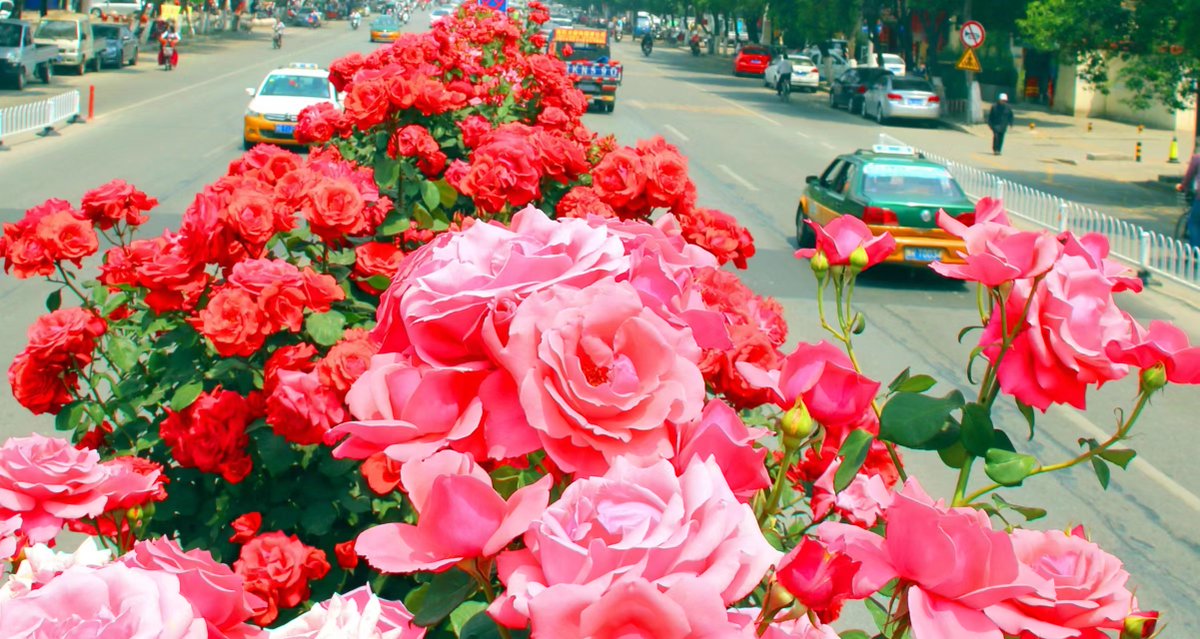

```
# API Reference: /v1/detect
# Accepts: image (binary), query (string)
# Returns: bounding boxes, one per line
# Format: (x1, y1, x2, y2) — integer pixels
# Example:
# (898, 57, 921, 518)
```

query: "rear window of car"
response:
(862, 164, 965, 204)
(260, 74, 332, 99)
(741, 46, 767, 56)
(35, 20, 79, 39)
(790, 55, 814, 66)
(93, 25, 120, 38)
(891, 78, 934, 92)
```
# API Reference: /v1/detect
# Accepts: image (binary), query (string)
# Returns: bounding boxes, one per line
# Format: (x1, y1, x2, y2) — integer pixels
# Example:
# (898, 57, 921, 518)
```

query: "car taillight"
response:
(954, 212, 975, 226)
(863, 207, 898, 225)
(856, 86, 867, 94)
(886, 93, 903, 101)
(927, 96, 941, 103)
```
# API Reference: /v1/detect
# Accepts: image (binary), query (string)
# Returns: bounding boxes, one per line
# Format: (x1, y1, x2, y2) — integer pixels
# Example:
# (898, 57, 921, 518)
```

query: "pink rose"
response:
(817, 479, 1051, 639)
(373, 207, 627, 367)
(270, 585, 424, 639)
(986, 529, 1135, 639)
(120, 537, 265, 639)
(775, 537, 862, 623)
(1105, 319, 1200, 385)
(98, 456, 167, 512)
(491, 279, 705, 475)
(0, 434, 110, 542)
(931, 206, 1062, 287)
(355, 451, 551, 574)
(266, 369, 347, 446)
(0, 563, 207, 638)
(811, 458, 893, 528)
(795, 216, 895, 270)
(727, 610, 840, 639)
(672, 399, 769, 503)
(529, 577, 744, 639)
(984, 251, 1136, 410)
(489, 458, 779, 628)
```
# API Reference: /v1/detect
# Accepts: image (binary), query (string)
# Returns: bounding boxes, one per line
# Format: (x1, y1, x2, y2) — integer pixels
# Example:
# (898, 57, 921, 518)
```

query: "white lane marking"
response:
(203, 143, 232, 158)
(1058, 406, 1200, 513)
(717, 164, 759, 191)
(795, 131, 811, 138)
(663, 124, 689, 141)
(627, 99, 647, 109)
(100, 37, 338, 120)
(819, 141, 836, 150)
(687, 83, 782, 127)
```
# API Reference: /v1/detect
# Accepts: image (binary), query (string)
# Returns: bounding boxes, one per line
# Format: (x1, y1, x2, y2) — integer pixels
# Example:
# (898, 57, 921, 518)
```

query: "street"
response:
(1, 19, 1199, 632)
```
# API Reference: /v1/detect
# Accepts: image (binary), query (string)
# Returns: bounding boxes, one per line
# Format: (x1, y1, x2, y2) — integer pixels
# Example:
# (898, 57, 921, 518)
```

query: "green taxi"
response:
(796, 145, 976, 265)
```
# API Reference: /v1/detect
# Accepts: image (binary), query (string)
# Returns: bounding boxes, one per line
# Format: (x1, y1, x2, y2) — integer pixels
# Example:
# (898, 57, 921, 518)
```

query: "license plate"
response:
(905, 247, 942, 262)
(275, 124, 295, 134)
(906, 98, 924, 105)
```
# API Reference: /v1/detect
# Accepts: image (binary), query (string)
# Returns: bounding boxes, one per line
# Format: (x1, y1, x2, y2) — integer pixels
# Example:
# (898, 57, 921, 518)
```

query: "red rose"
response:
(304, 179, 369, 244)
(79, 179, 157, 230)
(555, 186, 615, 219)
(193, 288, 268, 358)
(24, 307, 107, 363)
(359, 452, 402, 495)
(591, 146, 648, 214)
(776, 537, 862, 623)
(679, 207, 757, 269)
(458, 114, 492, 148)
(316, 328, 377, 395)
(234, 531, 330, 626)
(265, 369, 346, 445)
(230, 144, 304, 185)
(343, 78, 391, 131)
(334, 540, 359, 570)
(229, 512, 262, 544)
(223, 184, 278, 255)
(327, 51, 365, 92)
(264, 343, 318, 394)
(300, 268, 345, 312)
(159, 389, 263, 484)
(296, 102, 338, 144)
(261, 283, 308, 333)
(639, 139, 693, 209)
(8, 353, 76, 414)
(0, 199, 94, 278)
(532, 130, 589, 184)
(353, 242, 405, 294)
(388, 125, 446, 177)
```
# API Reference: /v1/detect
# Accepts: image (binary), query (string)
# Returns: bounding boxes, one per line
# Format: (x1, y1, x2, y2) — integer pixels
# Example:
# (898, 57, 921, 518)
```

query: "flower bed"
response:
(0, 3, 1191, 638)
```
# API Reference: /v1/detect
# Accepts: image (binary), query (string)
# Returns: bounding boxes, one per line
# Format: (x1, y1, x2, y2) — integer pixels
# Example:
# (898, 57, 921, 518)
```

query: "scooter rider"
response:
(272, 17, 285, 47)
(775, 51, 794, 96)
(350, 9, 361, 28)
(158, 21, 180, 68)
(641, 30, 653, 55)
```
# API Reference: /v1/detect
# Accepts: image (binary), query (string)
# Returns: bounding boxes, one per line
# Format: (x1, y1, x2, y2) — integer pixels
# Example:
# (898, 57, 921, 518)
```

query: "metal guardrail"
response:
(917, 147, 1200, 291)
(0, 90, 82, 147)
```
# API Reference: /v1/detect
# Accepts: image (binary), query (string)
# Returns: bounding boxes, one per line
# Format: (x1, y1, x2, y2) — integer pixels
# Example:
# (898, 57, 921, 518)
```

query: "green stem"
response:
(951, 457, 974, 506)
(55, 263, 91, 305)
(758, 445, 799, 529)
(962, 391, 1151, 504)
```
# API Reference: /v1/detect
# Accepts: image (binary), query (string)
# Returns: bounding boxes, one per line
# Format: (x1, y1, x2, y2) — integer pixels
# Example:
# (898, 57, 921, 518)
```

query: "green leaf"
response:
(378, 210, 412, 236)
(436, 179, 459, 208)
(254, 430, 300, 477)
(879, 390, 965, 450)
(984, 449, 1038, 486)
(450, 601, 489, 636)
(170, 381, 205, 412)
(374, 155, 402, 190)
(101, 291, 129, 317)
(45, 289, 62, 312)
(865, 596, 889, 633)
(893, 374, 936, 394)
(412, 570, 477, 627)
(839, 632, 872, 639)
(957, 325, 981, 343)
(937, 441, 970, 469)
(420, 181, 441, 212)
(460, 611, 529, 639)
(834, 429, 874, 492)
(1015, 399, 1036, 439)
(107, 336, 139, 372)
(327, 248, 357, 266)
(55, 401, 89, 435)
(1090, 456, 1111, 489)
(300, 502, 337, 536)
(366, 275, 392, 291)
(887, 368, 910, 392)
(991, 494, 1047, 522)
(413, 203, 434, 230)
(959, 402, 994, 457)
(1098, 448, 1136, 469)
(305, 310, 346, 347)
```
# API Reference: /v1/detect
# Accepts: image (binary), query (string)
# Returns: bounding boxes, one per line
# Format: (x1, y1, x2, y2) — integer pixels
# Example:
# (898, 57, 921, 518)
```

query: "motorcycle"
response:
(350, 14, 360, 28)
(641, 37, 652, 56)
(272, 31, 283, 47)
(400, 10, 409, 23)
(160, 43, 176, 70)
(689, 34, 701, 56)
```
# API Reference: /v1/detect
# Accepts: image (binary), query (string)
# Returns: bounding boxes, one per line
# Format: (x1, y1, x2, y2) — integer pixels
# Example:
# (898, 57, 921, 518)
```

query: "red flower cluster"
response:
(8, 308, 107, 414)
(353, 241, 406, 295)
(159, 389, 264, 483)
(234, 531, 330, 625)
(388, 124, 448, 177)
(0, 199, 98, 279)
(191, 259, 343, 358)
(679, 207, 757, 269)
(446, 123, 589, 213)
(692, 267, 786, 408)
(79, 179, 158, 231)
(266, 329, 377, 445)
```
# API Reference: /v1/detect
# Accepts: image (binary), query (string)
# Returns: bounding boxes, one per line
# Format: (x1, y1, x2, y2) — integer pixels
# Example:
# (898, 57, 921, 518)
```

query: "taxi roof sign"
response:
(552, 28, 608, 45)
(871, 144, 916, 156)
(287, 62, 323, 70)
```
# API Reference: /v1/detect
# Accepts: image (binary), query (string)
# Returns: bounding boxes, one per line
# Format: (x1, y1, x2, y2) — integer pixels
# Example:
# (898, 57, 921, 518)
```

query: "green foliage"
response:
(878, 389, 964, 450)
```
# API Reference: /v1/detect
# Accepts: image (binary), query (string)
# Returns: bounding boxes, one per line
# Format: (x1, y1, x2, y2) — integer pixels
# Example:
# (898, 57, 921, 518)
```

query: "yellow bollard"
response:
(1169, 136, 1180, 163)
(1138, 124, 1145, 134)
(1136, 141, 1142, 163)
(1029, 121, 1036, 130)
(1087, 121, 1093, 133)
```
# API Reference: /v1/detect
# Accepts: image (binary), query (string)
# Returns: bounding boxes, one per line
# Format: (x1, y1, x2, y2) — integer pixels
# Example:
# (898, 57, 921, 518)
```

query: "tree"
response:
(1020, 0, 1199, 111)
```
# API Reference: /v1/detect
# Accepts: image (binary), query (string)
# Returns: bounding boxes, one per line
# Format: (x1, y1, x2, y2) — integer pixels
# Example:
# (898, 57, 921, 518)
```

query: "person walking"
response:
(987, 93, 1015, 155)
(1176, 151, 1200, 245)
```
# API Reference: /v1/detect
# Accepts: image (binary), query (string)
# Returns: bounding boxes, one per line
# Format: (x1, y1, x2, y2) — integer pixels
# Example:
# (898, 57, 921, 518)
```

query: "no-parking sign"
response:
(960, 20, 985, 49)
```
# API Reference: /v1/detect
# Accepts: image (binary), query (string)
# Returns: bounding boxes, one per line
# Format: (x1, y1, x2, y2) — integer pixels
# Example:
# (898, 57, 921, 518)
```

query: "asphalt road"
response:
(0, 20, 1198, 632)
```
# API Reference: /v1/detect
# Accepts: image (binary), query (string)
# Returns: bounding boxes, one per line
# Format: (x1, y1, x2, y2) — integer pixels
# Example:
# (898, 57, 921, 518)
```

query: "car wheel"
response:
(829, 91, 837, 108)
(244, 139, 255, 151)
(92, 55, 102, 72)
(39, 63, 52, 83)
(130, 48, 138, 65)
(795, 205, 816, 248)
(876, 103, 886, 124)
(77, 59, 86, 75)
(14, 67, 25, 90)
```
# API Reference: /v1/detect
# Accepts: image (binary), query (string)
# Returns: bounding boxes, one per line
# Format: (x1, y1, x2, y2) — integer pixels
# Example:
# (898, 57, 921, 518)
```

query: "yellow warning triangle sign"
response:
(955, 47, 982, 72)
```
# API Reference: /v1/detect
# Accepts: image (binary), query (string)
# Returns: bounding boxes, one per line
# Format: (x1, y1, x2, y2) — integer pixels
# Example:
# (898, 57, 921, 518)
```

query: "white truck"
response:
(0, 19, 60, 89)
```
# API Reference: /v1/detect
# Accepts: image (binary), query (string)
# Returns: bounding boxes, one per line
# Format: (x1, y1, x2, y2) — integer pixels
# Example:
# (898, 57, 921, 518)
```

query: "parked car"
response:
(863, 75, 940, 125)
(88, 0, 146, 18)
(877, 53, 905, 76)
(243, 63, 340, 150)
(0, 19, 59, 89)
(732, 44, 770, 76)
(795, 145, 975, 266)
(806, 48, 854, 81)
(34, 12, 97, 75)
(829, 67, 893, 114)
(763, 53, 818, 92)
(368, 15, 399, 41)
(92, 23, 137, 68)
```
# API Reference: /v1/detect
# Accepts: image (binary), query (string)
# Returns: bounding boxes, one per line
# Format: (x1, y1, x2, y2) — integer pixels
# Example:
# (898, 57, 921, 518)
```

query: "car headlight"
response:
(245, 109, 264, 118)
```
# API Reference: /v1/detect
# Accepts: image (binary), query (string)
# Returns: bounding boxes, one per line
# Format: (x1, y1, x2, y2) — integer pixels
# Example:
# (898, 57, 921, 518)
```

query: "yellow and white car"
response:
(243, 63, 340, 150)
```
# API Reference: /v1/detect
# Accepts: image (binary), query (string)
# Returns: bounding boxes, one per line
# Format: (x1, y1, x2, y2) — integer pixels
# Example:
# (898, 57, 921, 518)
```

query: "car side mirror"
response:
(245, 87, 256, 96)
(806, 175, 819, 185)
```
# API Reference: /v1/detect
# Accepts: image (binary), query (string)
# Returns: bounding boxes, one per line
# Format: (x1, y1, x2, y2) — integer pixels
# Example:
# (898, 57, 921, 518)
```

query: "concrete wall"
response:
(1055, 56, 1195, 134)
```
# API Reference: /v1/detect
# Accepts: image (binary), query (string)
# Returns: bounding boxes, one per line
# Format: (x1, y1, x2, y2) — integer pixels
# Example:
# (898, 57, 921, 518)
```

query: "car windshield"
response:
(0, 22, 20, 46)
(35, 20, 78, 39)
(93, 25, 121, 39)
(259, 74, 331, 98)
(372, 18, 397, 28)
(862, 164, 966, 204)
(891, 78, 933, 92)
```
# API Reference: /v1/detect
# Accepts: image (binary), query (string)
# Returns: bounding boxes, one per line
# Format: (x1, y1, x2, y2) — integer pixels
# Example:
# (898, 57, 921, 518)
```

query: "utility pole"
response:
(963, 0, 982, 124)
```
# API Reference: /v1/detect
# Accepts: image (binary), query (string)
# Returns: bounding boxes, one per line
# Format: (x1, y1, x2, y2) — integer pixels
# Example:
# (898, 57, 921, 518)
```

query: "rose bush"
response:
(0, 4, 1190, 639)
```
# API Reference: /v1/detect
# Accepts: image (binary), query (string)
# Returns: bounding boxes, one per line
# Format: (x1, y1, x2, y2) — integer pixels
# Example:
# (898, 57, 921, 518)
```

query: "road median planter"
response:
(0, 5, 1184, 639)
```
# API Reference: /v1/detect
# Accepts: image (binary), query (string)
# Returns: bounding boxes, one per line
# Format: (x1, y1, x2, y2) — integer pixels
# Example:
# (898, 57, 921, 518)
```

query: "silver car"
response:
(863, 75, 940, 125)
(763, 53, 819, 92)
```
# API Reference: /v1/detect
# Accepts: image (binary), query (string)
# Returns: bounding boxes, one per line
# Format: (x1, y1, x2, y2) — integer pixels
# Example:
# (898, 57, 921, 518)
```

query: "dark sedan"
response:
(829, 67, 892, 115)
(92, 23, 137, 67)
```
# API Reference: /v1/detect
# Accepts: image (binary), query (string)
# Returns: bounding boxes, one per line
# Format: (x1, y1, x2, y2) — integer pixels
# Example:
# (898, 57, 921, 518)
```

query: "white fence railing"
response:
(0, 91, 82, 146)
(918, 148, 1200, 291)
